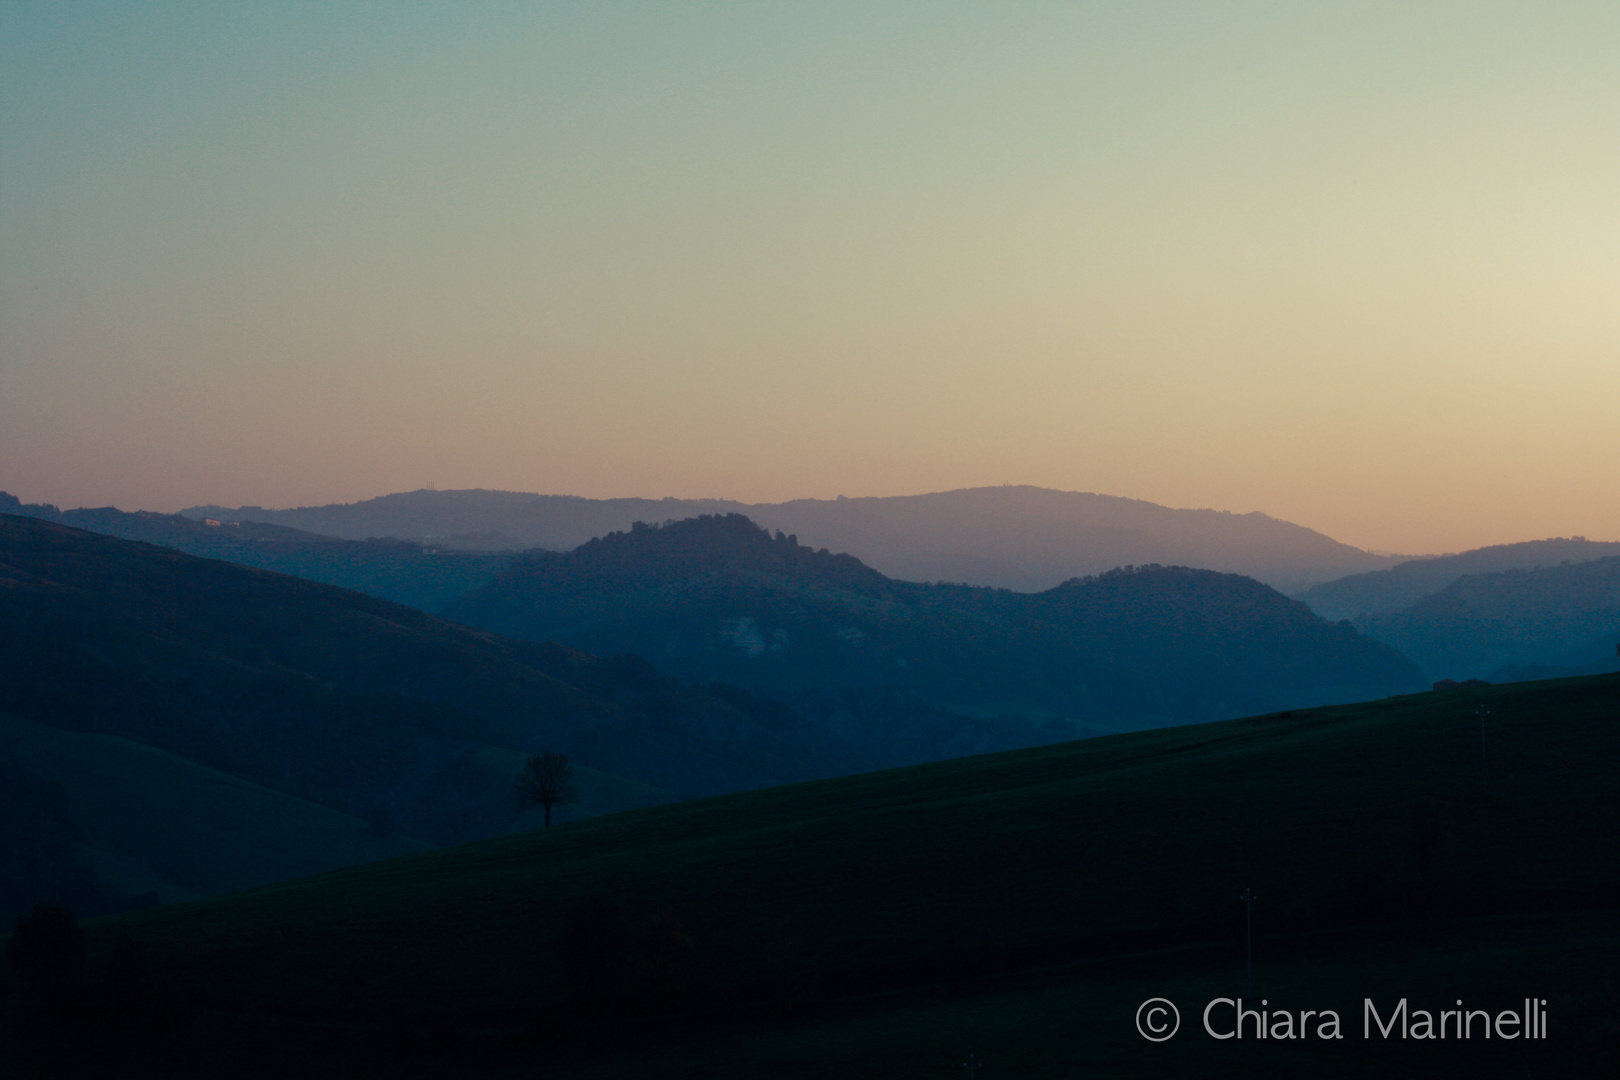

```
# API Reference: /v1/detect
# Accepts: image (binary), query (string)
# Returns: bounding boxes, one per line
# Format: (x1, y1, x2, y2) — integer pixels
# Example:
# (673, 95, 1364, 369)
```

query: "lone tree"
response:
(515, 751, 579, 827)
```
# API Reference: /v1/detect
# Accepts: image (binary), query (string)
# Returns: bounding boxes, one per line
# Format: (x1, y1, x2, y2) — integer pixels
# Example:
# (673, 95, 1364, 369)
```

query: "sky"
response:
(1, 2, 1616, 555)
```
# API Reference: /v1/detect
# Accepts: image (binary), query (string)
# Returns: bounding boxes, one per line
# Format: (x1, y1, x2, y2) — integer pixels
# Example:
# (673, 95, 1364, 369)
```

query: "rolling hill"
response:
(0, 714, 666, 911)
(445, 514, 1426, 730)
(0, 712, 429, 905)
(0, 512, 875, 810)
(183, 485, 1400, 592)
(1, 513, 938, 921)
(1357, 557, 1620, 682)
(5, 672, 1616, 1078)
(0, 493, 519, 610)
(1296, 537, 1620, 622)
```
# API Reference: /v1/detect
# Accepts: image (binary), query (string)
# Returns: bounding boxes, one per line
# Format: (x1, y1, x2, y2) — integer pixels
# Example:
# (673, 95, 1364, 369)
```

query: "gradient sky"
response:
(2, 2, 1616, 554)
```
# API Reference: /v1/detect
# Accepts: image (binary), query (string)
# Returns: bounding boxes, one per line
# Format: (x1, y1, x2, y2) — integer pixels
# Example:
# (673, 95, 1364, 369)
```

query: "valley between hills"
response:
(1, 490, 1617, 1077)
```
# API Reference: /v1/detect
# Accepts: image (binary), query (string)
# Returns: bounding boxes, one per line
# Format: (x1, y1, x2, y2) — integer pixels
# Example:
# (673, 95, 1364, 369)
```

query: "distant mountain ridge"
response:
(183, 485, 1401, 593)
(0, 492, 518, 610)
(1297, 537, 1620, 621)
(1358, 556, 1620, 682)
(446, 513, 1425, 730)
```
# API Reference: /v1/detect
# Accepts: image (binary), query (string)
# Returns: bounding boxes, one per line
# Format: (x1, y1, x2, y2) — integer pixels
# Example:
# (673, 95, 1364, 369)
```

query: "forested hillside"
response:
(448, 514, 1425, 729)
(0, 515, 901, 921)
(1297, 537, 1620, 621)
(1359, 557, 1620, 681)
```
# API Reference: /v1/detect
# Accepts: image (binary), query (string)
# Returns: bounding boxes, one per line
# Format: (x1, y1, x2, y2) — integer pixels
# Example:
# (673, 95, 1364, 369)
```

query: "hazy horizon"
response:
(4, 3, 1617, 555)
(166, 482, 1620, 559)
(13, 480, 1615, 562)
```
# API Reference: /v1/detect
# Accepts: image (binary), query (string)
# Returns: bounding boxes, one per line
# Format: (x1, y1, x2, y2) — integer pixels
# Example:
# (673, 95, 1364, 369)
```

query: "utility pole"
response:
(963, 1054, 983, 1079)
(1239, 888, 1257, 1000)
(1478, 705, 1490, 791)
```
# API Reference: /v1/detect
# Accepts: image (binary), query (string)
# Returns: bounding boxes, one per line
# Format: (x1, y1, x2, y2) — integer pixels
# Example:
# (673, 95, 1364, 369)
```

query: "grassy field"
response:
(549, 910, 1620, 1080)
(0, 715, 667, 904)
(470, 743, 677, 828)
(4, 673, 1618, 1077)
(0, 713, 429, 901)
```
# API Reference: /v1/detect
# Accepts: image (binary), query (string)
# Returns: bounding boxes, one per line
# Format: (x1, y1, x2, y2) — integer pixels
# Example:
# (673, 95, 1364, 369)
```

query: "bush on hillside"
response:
(7, 902, 86, 1000)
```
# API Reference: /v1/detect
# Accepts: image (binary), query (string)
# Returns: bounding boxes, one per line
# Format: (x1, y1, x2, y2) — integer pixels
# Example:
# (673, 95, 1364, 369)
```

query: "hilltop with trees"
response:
(446, 514, 1424, 731)
(0, 514, 867, 916)
(180, 485, 1402, 593)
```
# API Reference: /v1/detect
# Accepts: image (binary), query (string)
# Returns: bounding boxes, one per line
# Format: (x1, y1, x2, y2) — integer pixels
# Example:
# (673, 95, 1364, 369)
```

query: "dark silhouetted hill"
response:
(19, 672, 1619, 1078)
(1297, 537, 1620, 621)
(0, 492, 517, 610)
(1358, 556, 1620, 682)
(183, 485, 1399, 592)
(446, 514, 1425, 729)
(0, 513, 930, 915)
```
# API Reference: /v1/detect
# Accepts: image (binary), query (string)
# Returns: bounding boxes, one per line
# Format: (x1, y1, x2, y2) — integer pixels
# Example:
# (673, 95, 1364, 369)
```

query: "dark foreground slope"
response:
(0, 711, 431, 910)
(5, 674, 1617, 1078)
(447, 515, 1425, 730)
(0, 493, 518, 610)
(184, 485, 1397, 592)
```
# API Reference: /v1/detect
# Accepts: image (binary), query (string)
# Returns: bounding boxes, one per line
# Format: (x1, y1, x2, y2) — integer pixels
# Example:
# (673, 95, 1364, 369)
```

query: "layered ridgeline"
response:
(8, 674, 1617, 1078)
(0, 514, 886, 918)
(1297, 537, 1620, 622)
(0, 492, 519, 610)
(446, 515, 1424, 730)
(1359, 557, 1620, 683)
(185, 485, 1398, 593)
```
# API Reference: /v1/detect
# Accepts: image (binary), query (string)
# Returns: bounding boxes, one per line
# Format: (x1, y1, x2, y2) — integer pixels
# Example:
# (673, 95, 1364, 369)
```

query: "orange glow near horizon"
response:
(2, 4, 1617, 556)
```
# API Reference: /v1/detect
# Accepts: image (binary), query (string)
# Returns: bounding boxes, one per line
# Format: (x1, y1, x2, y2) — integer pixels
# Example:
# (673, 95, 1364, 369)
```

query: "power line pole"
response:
(1478, 705, 1490, 791)
(1239, 888, 1257, 1000)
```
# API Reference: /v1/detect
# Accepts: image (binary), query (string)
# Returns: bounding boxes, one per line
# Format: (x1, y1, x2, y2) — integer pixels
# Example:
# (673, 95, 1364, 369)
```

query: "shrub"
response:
(7, 902, 86, 999)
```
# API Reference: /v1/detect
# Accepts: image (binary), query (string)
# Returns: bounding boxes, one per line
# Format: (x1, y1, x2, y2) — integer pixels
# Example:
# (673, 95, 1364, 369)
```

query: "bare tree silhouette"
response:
(515, 751, 579, 827)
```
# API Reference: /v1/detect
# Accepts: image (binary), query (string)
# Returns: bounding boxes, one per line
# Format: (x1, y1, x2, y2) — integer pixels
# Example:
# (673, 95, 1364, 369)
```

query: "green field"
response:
(5, 673, 1618, 1077)
(0, 713, 430, 902)
(0, 715, 667, 904)
(471, 743, 677, 827)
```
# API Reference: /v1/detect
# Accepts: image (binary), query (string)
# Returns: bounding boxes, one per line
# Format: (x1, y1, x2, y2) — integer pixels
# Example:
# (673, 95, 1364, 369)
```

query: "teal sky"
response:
(2, 2, 1616, 553)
